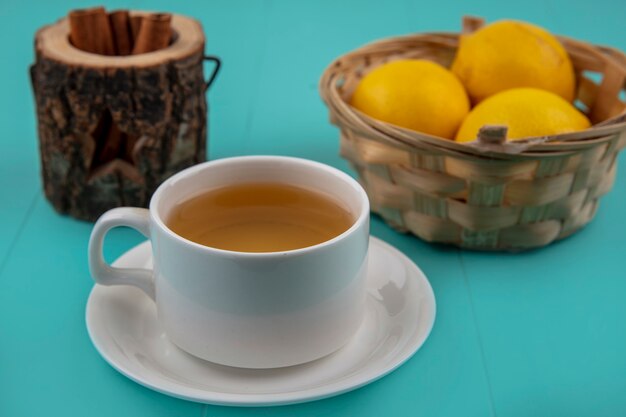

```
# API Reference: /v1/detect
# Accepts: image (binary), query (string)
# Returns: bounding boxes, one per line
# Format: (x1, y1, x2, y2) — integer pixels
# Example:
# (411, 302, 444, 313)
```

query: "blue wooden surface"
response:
(1, 1, 625, 416)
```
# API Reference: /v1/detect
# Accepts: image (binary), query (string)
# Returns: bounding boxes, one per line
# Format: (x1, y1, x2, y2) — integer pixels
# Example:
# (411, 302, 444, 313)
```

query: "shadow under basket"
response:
(320, 17, 626, 251)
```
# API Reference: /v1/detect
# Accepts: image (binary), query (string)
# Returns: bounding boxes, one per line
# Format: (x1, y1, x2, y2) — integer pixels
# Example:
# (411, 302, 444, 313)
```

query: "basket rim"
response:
(319, 29, 626, 160)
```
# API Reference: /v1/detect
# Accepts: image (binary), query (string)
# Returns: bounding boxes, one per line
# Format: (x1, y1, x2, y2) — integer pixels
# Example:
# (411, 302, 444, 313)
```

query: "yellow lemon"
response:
(350, 59, 470, 139)
(455, 88, 590, 142)
(451, 20, 576, 103)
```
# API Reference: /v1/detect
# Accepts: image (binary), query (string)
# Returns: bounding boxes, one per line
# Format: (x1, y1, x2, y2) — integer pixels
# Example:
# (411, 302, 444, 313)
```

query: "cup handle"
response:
(88, 207, 155, 301)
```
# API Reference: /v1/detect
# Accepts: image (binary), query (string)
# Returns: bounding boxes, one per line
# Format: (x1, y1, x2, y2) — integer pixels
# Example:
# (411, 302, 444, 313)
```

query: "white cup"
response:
(88, 156, 370, 369)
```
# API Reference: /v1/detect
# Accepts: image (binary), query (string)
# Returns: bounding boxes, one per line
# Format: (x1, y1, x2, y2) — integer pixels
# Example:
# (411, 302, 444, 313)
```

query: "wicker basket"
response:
(319, 17, 626, 251)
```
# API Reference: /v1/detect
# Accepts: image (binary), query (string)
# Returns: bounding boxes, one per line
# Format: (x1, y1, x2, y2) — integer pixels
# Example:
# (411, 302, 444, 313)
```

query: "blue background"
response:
(1, 0, 625, 416)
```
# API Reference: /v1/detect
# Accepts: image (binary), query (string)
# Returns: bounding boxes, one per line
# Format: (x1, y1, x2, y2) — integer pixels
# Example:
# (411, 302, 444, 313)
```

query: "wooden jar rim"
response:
(35, 12, 204, 68)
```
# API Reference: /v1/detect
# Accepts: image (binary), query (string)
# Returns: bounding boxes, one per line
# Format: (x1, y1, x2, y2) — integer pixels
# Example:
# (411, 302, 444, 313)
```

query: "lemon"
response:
(451, 20, 576, 103)
(350, 59, 470, 139)
(455, 88, 590, 142)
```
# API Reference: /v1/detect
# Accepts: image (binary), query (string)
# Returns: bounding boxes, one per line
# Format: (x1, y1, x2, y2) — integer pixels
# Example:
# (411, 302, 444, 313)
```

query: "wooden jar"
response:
(30, 12, 220, 221)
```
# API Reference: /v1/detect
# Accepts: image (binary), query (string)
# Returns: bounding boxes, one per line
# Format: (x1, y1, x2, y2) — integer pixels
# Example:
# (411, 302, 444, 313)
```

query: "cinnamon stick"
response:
(69, 7, 115, 55)
(129, 15, 143, 45)
(132, 13, 172, 54)
(109, 10, 132, 55)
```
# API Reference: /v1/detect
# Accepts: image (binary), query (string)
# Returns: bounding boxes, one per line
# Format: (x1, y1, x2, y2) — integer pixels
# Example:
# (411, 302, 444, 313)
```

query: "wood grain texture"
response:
(31, 12, 207, 221)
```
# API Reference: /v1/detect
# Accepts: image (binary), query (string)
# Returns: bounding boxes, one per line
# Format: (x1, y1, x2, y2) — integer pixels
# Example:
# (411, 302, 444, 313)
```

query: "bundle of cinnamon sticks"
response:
(69, 6, 172, 55)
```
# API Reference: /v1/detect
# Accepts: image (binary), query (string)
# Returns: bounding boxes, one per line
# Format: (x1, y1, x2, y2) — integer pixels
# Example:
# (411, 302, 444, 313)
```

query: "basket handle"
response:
(589, 57, 626, 123)
(462, 16, 485, 34)
(203, 55, 222, 92)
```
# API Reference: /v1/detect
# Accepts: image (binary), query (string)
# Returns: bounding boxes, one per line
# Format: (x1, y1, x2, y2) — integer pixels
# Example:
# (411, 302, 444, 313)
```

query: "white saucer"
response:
(86, 237, 436, 406)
